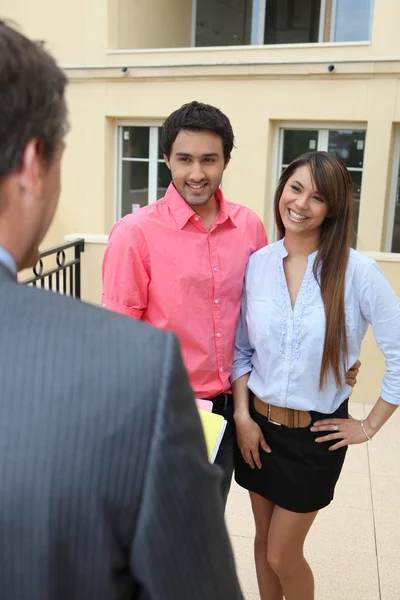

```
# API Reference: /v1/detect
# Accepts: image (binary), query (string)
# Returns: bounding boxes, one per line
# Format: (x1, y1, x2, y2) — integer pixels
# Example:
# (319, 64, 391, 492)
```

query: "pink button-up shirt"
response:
(102, 183, 267, 398)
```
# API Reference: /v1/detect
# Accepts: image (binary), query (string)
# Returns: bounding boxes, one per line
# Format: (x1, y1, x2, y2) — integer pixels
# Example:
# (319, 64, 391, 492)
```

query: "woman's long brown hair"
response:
(274, 151, 354, 389)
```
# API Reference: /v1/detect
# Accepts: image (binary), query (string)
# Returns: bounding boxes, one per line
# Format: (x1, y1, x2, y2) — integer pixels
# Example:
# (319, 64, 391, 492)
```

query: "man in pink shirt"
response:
(102, 102, 266, 503)
(102, 102, 359, 504)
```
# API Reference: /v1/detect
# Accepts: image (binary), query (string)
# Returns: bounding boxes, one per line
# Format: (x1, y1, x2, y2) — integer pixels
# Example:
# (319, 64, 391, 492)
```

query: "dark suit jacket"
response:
(0, 265, 242, 599)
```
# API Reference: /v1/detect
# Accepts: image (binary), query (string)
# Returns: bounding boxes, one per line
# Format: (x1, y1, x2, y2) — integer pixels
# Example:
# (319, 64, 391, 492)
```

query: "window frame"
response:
(250, 0, 267, 45)
(329, 0, 338, 40)
(116, 120, 164, 221)
(385, 126, 400, 253)
(191, 0, 198, 47)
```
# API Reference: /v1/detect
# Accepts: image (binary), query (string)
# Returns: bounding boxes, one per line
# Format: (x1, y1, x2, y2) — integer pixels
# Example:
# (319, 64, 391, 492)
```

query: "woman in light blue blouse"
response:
(231, 151, 400, 600)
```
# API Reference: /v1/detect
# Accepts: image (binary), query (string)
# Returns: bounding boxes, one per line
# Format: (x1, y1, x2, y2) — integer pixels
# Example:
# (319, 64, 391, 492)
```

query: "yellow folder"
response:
(198, 408, 227, 464)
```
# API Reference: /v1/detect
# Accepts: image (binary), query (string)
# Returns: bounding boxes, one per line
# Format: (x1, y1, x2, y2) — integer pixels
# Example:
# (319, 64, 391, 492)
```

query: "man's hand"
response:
(345, 359, 361, 388)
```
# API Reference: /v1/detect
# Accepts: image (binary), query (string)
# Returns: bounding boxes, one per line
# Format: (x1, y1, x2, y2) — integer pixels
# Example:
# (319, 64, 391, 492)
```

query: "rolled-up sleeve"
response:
(360, 262, 400, 405)
(231, 278, 254, 383)
(102, 220, 150, 320)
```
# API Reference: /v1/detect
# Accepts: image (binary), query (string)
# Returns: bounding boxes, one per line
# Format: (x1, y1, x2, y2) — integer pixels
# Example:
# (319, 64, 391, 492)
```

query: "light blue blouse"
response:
(231, 239, 400, 413)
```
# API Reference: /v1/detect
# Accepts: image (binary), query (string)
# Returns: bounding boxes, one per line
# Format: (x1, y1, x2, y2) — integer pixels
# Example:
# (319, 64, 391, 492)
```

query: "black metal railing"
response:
(22, 239, 85, 299)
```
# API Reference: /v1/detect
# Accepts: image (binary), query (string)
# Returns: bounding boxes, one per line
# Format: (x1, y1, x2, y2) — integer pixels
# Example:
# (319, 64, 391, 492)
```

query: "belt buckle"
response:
(268, 405, 282, 426)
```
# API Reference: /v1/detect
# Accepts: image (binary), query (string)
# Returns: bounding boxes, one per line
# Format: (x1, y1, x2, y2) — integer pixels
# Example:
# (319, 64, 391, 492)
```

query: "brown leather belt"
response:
(254, 396, 312, 428)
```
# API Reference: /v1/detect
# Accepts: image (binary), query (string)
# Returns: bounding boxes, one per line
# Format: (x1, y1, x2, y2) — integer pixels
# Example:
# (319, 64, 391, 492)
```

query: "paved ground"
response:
(225, 402, 400, 600)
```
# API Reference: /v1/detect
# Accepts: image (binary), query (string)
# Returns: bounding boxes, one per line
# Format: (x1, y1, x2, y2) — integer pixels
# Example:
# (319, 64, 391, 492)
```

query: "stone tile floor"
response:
(225, 402, 400, 600)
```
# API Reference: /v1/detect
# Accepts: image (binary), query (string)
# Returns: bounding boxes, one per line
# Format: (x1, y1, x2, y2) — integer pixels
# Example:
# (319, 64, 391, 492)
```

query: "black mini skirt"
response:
(233, 394, 349, 513)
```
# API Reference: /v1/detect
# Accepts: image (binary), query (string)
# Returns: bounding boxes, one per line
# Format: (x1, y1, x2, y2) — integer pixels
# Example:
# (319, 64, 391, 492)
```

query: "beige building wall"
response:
(1, 0, 109, 65)
(111, 0, 192, 50)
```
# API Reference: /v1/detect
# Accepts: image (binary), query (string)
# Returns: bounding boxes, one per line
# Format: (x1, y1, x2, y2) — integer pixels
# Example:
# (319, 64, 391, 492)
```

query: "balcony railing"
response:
(22, 239, 85, 299)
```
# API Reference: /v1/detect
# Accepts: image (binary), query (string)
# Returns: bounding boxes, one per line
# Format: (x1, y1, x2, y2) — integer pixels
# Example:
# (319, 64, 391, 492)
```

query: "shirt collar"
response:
(0, 246, 17, 277)
(165, 183, 238, 230)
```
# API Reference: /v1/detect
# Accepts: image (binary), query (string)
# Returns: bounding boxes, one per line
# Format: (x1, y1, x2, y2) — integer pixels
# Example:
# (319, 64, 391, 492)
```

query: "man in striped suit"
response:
(0, 21, 242, 600)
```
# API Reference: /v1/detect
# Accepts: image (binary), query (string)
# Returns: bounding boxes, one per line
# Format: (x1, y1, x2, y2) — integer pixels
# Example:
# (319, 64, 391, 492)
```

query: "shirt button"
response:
(219, 368, 223, 373)
(216, 333, 221, 337)
(194, 216, 199, 221)
(102, 303, 106, 308)
(213, 267, 219, 272)
(215, 299, 219, 304)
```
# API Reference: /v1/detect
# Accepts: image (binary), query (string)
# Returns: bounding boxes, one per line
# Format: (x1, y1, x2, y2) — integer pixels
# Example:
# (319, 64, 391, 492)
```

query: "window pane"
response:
(282, 130, 319, 165)
(157, 161, 172, 200)
(264, 0, 321, 45)
(122, 126, 150, 159)
(328, 130, 366, 169)
(121, 161, 149, 217)
(196, 0, 252, 47)
(391, 171, 400, 253)
(333, 0, 373, 42)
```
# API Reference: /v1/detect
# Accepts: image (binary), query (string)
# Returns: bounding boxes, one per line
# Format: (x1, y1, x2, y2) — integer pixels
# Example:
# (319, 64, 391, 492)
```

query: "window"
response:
(194, 0, 373, 46)
(386, 128, 400, 253)
(117, 125, 171, 219)
(278, 127, 367, 242)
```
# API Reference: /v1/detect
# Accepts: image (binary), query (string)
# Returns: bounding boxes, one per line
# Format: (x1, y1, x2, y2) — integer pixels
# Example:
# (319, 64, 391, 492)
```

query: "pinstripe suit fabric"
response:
(0, 266, 242, 599)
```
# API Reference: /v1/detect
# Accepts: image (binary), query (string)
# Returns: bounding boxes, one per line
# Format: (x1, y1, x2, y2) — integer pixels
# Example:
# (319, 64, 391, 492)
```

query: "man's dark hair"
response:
(160, 101, 234, 164)
(0, 21, 68, 179)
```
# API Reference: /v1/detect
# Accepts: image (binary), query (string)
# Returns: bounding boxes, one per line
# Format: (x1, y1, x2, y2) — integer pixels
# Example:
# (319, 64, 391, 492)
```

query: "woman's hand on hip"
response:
(235, 415, 271, 469)
(310, 415, 373, 450)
